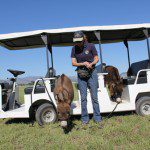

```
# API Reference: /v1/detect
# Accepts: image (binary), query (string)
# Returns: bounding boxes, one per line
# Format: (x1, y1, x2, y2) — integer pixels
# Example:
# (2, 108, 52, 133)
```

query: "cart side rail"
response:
(134, 69, 150, 84)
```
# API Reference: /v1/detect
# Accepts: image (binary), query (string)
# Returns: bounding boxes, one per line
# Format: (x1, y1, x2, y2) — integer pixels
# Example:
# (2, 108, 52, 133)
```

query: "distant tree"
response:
(28, 81, 34, 85)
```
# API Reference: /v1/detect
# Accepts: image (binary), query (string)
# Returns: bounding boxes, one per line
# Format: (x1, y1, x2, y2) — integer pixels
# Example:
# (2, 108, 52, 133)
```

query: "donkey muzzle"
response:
(61, 121, 68, 128)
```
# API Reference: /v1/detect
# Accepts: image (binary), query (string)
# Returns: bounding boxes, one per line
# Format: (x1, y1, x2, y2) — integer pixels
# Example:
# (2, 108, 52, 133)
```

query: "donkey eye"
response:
(55, 95, 58, 100)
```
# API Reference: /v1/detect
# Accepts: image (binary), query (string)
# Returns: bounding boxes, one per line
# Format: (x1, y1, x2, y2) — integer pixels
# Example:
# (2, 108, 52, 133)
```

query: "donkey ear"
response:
(62, 90, 69, 100)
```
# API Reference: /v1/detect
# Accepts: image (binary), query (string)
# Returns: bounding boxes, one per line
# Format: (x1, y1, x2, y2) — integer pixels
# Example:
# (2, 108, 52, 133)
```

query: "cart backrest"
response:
(45, 67, 56, 78)
(96, 63, 106, 73)
(129, 59, 149, 76)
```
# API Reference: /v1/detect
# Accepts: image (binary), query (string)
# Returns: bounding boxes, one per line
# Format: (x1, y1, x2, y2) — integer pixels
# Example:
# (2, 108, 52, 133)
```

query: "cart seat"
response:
(125, 59, 149, 85)
(96, 63, 106, 73)
(45, 67, 56, 78)
(7, 69, 25, 77)
(123, 76, 147, 85)
(24, 86, 45, 94)
(0, 82, 12, 90)
(127, 59, 149, 77)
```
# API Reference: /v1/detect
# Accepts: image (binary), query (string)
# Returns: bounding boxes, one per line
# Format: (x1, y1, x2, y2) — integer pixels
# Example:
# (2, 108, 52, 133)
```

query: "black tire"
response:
(136, 96, 150, 116)
(35, 103, 57, 126)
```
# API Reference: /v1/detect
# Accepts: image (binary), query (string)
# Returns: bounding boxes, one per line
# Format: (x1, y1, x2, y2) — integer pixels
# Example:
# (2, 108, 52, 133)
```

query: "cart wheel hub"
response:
(43, 110, 55, 123)
(142, 104, 150, 115)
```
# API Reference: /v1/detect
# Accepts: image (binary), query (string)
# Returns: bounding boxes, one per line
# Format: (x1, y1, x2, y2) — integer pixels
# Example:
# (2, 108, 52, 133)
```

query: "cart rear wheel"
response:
(35, 103, 57, 126)
(136, 96, 150, 116)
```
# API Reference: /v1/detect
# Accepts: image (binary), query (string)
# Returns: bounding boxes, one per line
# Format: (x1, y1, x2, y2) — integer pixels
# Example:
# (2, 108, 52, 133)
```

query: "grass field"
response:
(0, 86, 149, 150)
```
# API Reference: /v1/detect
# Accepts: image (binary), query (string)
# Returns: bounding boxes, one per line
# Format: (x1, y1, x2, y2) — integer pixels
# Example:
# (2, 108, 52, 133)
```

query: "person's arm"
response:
(91, 55, 99, 65)
(87, 55, 99, 69)
(72, 58, 89, 67)
(87, 44, 99, 69)
(71, 47, 84, 67)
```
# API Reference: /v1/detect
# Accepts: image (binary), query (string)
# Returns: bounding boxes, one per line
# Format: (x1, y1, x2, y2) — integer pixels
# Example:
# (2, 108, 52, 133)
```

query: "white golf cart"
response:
(0, 23, 150, 125)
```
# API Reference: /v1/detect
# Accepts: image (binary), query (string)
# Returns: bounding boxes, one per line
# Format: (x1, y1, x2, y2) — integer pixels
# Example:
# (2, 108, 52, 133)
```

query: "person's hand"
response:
(86, 63, 93, 69)
(83, 61, 89, 67)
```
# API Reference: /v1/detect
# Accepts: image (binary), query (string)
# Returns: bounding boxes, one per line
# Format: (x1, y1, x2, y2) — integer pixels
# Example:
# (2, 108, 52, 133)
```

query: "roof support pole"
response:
(124, 40, 131, 69)
(48, 44, 55, 76)
(143, 29, 150, 65)
(46, 44, 50, 77)
(48, 44, 54, 69)
(94, 31, 103, 72)
(41, 34, 50, 77)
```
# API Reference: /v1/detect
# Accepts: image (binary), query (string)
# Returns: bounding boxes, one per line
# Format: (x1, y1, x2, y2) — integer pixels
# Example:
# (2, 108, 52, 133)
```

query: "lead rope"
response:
(104, 102, 120, 119)
(41, 78, 56, 108)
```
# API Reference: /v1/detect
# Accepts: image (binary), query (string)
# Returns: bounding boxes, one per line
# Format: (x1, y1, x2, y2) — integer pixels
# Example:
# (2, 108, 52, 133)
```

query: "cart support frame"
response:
(143, 29, 150, 66)
(41, 34, 54, 77)
(94, 31, 104, 72)
(124, 40, 131, 69)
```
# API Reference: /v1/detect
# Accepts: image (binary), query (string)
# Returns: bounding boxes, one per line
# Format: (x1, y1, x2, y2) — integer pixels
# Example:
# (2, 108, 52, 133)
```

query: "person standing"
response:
(71, 31, 102, 127)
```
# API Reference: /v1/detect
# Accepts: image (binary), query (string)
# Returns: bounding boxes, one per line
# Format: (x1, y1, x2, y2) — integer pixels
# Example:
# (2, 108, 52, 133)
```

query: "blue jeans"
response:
(78, 68, 102, 123)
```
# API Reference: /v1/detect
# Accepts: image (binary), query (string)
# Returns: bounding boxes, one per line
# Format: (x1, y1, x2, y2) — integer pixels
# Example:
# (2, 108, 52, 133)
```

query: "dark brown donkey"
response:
(104, 66, 124, 103)
(54, 74, 74, 128)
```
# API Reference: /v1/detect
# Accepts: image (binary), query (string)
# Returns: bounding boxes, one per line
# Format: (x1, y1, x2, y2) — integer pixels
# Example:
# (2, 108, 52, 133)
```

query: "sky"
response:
(0, 0, 150, 79)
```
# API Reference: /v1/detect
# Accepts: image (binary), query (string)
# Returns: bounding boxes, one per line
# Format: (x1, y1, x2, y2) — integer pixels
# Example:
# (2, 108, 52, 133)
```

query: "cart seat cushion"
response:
(24, 86, 45, 94)
(96, 63, 106, 73)
(129, 59, 149, 76)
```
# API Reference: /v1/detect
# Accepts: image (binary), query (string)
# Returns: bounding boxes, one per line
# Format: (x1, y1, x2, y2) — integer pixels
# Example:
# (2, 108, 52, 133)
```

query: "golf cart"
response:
(0, 23, 150, 125)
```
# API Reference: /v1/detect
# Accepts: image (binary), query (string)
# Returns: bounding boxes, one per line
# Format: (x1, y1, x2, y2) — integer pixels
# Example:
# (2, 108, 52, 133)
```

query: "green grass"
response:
(19, 85, 30, 103)
(0, 85, 149, 150)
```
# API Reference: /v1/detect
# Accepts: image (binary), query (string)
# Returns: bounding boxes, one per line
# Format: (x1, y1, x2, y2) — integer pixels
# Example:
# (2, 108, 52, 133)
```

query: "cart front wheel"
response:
(35, 103, 57, 126)
(136, 96, 150, 116)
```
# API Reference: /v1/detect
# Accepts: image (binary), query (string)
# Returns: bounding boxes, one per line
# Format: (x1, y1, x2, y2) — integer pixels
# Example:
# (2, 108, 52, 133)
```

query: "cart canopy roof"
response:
(0, 23, 150, 50)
